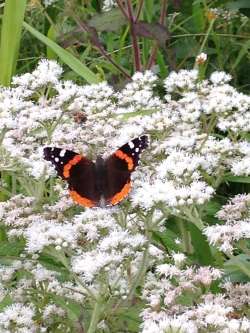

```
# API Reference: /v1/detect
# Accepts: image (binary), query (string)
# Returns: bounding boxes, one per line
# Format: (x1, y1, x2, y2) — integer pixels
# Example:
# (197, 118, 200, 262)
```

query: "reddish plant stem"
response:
(116, 0, 130, 19)
(135, 0, 144, 22)
(126, 0, 142, 72)
(73, 15, 131, 79)
(147, 0, 168, 69)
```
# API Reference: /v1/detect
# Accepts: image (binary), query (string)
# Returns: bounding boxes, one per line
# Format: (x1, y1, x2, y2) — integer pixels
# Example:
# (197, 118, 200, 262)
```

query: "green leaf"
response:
(188, 222, 213, 265)
(201, 199, 223, 224)
(224, 175, 250, 184)
(0, 295, 12, 311)
(39, 253, 66, 270)
(46, 25, 58, 60)
(0, 239, 25, 257)
(88, 8, 127, 32)
(152, 229, 182, 252)
(226, 0, 250, 9)
(202, 199, 222, 217)
(115, 108, 157, 120)
(0, 226, 7, 242)
(134, 21, 170, 48)
(156, 50, 168, 78)
(177, 289, 201, 306)
(23, 21, 99, 84)
(232, 39, 250, 70)
(50, 293, 83, 322)
(114, 304, 142, 332)
(192, 0, 205, 31)
(224, 254, 250, 279)
(223, 270, 250, 283)
(0, 0, 27, 86)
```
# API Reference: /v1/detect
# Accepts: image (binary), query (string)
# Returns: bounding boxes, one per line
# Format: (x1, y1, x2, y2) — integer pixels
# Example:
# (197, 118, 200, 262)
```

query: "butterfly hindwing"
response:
(44, 147, 99, 207)
(104, 135, 148, 205)
(67, 158, 99, 207)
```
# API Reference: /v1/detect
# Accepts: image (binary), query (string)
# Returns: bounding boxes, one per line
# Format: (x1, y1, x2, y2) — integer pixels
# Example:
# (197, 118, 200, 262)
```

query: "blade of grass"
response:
(0, 0, 27, 86)
(232, 39, 250, 70)
(23, 21, 99, 84)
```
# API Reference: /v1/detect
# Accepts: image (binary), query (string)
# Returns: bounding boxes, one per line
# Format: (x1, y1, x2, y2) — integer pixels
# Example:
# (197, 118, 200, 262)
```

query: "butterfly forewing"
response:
(104, 135, 149, 205)
(44, 147, 99, 207)
(115, 135, 148, 171)
(44, 147, 80, 179)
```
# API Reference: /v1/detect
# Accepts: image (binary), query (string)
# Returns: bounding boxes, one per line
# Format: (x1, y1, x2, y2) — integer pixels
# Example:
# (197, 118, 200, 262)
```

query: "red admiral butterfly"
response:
(44, 135, 148, 208)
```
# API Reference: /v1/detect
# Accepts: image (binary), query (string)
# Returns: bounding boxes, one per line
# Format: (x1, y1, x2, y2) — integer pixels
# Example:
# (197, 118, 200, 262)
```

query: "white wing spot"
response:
(55, 157, 59, 162)
(51, 155, 54, 158)
(60, 149, 66, 157)
(132, 153, 135, 156)
(60, 162, 64, 164)
(51, 148, 54, 152)
(135, 148, 139, 152)
(128, 141, 134, 149)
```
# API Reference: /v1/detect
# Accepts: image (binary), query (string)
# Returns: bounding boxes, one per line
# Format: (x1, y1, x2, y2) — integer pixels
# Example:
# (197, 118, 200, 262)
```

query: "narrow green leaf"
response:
(23, 21, 99, 84)
(0, 0, 27, 86)
(232, 39, 250, 70)
(115, 108, 157, 120)
(46, 25, 58, 60)
(157, 51, 168, 78)
(224, 175, 250, 184)
(192, 0, 205, 31)
(188, 222, 213, 265)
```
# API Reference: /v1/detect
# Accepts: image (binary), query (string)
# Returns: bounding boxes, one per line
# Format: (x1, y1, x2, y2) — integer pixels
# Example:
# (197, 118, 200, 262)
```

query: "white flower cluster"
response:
(204, 194, 250, 253)
(132, 179, 214, 209)
(102, 0, 116, 11)
(71, 208, 147, 293)
(141, 262, 250, 333)
(0, 303, 37, 333)
(143, 263, 222, 310)
(209, 7, 246, 21)
(0, 195, 36, 238)
(0, 60, 249, 331)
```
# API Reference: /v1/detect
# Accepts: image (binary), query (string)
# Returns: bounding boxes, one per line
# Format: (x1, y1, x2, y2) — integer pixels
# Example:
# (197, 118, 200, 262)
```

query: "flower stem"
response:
(87, 300, 103, 333)
(127, 0, 142, 71)
(147, 0, 168, 69)
(127, 245, 149, 301)
(176, 218, 192, 254)
(194, 18, 215, 69)
(111, 244, 149, 315)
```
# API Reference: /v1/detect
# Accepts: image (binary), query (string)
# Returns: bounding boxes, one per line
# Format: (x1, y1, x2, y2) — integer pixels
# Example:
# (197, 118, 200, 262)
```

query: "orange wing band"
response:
(69, 190, 96, 208)
(110, 182, 131, 205)
(114, 150, 134, 171)
(63, 155, 82, 178)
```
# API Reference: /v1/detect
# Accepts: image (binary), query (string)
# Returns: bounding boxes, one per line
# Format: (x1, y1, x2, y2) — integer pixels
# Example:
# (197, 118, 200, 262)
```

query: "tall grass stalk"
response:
(0, 0, 27, 86)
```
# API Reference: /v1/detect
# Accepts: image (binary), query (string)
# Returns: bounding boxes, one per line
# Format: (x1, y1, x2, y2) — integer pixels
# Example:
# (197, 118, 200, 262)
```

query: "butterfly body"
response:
(44, 136, 148, 208)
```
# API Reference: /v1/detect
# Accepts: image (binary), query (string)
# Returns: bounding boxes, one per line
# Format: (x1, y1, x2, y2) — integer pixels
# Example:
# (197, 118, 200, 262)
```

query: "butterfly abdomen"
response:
(94, 156, 108, 199)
